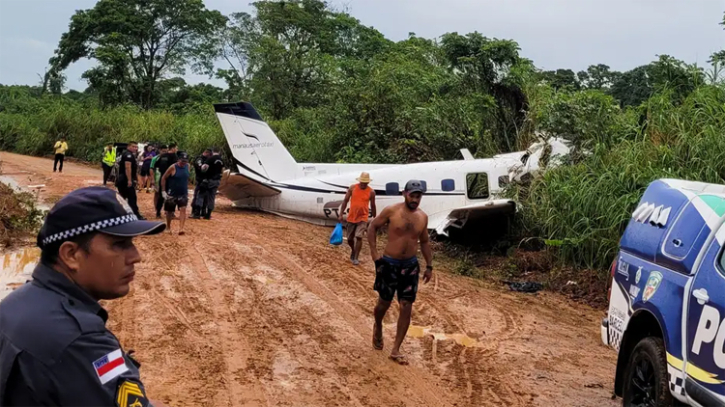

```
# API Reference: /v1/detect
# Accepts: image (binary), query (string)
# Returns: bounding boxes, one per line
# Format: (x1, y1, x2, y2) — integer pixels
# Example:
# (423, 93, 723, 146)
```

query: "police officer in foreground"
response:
(0, 186, 167, 406)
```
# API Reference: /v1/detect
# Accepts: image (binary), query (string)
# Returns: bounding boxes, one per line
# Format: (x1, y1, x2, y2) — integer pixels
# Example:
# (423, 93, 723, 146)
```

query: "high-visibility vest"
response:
(103, 148, 116, 166)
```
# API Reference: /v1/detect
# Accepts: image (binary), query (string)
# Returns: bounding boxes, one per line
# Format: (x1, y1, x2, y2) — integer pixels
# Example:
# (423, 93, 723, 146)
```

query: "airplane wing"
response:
(430, 199, 517, 236)
(218, 170, 281, 201)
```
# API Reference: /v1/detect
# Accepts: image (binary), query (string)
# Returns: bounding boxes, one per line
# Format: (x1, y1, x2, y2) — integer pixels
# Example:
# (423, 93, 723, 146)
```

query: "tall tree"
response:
(218, 0, 390, 119)
(440, 32, 528, 151)
(579, 64, 620, 89)
(706, 13, 725, 84)
(47, 0, 225, 109)
(540, 69, 580, 90)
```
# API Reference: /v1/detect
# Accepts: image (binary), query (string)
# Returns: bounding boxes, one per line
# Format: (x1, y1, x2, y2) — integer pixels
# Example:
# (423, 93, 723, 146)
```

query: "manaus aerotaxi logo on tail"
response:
(643, 271, 663, 302)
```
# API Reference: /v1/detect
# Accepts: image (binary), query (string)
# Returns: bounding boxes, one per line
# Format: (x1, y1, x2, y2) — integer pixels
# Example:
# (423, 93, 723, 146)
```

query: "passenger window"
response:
(466, 173, 489, 199)
(385, 182, 399, 196)
(441, 179, 455, 192)
(498, 175, 510, 187)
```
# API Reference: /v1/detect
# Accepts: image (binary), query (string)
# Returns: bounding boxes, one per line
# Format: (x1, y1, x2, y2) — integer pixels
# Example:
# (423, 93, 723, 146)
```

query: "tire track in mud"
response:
(186, 244, 269, 407)
(226, 228, 456, 407)
(255, 223, 532, 407)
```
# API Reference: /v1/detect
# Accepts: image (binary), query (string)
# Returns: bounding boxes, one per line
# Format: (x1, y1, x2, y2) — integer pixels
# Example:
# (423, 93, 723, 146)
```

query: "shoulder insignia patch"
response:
(116, 380, 149, 407)
(93, 349, 129, 384)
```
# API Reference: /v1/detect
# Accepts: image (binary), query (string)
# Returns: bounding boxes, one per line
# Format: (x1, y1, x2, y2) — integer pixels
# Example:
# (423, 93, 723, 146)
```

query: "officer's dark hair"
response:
(212, 147, 220, 154)
(128, 141, 138, 145)
(159, 144, 168, 150)
(169, 143, 177, 149)
(40, 232, 98, 266)
(204, 148, 212, 154)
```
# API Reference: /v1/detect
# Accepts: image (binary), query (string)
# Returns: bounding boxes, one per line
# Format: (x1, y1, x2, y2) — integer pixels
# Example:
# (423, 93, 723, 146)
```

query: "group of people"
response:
(107, 141, 225, 235)
(53, 137, 225, 235)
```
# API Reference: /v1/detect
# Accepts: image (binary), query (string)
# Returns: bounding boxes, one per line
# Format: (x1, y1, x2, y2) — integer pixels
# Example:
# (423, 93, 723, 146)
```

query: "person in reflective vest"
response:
(102, 143, 116, 186)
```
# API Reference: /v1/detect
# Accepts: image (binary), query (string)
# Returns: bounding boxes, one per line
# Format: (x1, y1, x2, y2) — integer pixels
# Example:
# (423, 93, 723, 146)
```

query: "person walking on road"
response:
(115, 141, 144, 219)
(339, 172, 377, 265)
(0, 186, 166, 406)
(367, 180, 433, 365)
(53, 136, 68, 173)
(161, 151, 191, 235)
(191, 149, 211, 219)
(101, 143, 116, 186)
(196, 147, 224, 220)
(150, 144, 177, 219)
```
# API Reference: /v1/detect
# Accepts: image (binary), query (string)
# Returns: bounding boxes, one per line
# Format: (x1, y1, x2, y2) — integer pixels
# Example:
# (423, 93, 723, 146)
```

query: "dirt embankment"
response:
(0, 151, 617, 407)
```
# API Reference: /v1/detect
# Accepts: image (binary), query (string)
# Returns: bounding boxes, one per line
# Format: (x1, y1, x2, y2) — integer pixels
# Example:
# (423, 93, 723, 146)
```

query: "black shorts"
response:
(164, 195, 188, 212)
(374, 256, 420, 303)
(140, 160, 152, 176)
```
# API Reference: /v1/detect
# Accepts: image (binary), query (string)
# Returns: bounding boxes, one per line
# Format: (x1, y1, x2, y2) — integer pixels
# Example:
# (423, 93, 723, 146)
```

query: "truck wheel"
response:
(622, 336, 674, 407)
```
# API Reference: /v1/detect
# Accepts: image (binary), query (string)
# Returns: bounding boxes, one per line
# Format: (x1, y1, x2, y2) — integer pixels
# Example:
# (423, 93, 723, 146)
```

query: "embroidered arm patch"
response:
(116, 380, 149, 407)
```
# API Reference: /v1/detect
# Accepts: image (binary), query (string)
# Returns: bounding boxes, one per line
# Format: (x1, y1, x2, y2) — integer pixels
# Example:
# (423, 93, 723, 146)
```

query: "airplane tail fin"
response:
(214, 102, 297, 182)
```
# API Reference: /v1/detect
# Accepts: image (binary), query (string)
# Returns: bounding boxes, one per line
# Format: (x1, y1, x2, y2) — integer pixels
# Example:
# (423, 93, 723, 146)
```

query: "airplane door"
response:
(684, 231, 725, 406)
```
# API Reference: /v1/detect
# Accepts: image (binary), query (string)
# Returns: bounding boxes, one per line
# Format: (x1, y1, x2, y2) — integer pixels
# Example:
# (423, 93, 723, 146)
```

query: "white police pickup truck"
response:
(602, 179, 725, 406)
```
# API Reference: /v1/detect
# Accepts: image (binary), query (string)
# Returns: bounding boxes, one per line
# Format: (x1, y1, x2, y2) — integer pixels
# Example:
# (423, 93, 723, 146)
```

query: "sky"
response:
(0, 0, 723, 91)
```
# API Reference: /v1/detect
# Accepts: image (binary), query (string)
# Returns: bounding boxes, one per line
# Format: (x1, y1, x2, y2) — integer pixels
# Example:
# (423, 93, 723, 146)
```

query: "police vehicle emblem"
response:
(642, 271, 663, 303)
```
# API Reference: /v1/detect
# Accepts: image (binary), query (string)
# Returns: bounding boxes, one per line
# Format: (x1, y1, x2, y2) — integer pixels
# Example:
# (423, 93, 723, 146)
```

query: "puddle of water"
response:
(0, 176, 51, 211)
(1, 247, 40, 301)
(407, 325, 480, 348)
(0, 175, 21, 190)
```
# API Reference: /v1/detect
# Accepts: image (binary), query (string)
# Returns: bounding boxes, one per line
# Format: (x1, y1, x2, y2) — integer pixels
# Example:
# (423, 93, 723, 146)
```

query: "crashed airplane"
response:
(214, 102, 571, 237)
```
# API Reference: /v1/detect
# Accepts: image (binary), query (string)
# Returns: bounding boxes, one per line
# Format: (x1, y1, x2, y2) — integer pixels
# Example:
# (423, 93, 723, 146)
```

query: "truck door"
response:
(685, 230, 725, 406)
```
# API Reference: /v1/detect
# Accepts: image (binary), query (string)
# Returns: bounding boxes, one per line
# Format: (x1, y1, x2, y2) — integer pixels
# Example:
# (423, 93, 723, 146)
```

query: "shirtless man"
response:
(368, 180, 433, 365)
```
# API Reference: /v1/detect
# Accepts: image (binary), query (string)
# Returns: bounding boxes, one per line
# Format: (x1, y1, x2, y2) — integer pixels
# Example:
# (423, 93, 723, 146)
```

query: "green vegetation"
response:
(0, 180, 45, 246)
(1, 0, 724, 276)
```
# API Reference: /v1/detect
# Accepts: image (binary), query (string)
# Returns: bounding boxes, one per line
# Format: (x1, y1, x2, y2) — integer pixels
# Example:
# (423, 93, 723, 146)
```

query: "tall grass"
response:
(514, 84, 725, 271)
(0, 96, 225, 162)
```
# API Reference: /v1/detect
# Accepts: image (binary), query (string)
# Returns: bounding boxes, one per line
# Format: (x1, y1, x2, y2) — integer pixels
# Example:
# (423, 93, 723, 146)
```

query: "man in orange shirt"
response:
(339, 172, 377, 265)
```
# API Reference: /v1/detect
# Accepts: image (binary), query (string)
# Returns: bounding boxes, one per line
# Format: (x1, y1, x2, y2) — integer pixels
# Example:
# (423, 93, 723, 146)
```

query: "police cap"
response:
(37, 186, 165, 248)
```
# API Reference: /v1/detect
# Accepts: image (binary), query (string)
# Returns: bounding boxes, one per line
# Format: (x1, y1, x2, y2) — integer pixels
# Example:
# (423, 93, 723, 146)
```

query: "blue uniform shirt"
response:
(0, 262, 151, 407)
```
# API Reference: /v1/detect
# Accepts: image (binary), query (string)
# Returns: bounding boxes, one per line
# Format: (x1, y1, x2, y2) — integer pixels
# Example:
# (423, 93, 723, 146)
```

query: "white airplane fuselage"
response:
(224, 158, 519, 229)
(214, 102, 568, 234)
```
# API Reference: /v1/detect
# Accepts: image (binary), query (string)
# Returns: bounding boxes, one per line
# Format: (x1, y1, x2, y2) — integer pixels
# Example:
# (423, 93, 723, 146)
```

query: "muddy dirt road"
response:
(1, 152, 617, 407)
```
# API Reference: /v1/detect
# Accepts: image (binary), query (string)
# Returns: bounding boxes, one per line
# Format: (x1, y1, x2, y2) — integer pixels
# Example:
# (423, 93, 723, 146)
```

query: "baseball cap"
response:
(37, 187, 166, 248)
(404, 180, 426, 194)
(177, 151, 189, 161)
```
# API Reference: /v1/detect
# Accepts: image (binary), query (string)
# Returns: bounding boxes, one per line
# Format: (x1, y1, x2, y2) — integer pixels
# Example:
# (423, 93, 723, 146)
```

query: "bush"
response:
(0, 182, 45, 246)
(513, 84, 725, 272)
